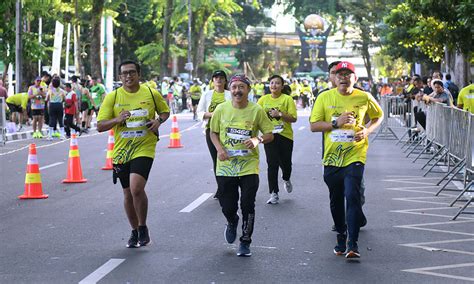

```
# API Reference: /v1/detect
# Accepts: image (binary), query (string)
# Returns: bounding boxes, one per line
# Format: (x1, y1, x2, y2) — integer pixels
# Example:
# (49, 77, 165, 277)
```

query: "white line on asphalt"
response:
(78, 258, 125, 284)
(39, 162, 64, 170)
(298, 126, 305, 131)
(180, 193, 213, 213)
(403, 262, 474, 282)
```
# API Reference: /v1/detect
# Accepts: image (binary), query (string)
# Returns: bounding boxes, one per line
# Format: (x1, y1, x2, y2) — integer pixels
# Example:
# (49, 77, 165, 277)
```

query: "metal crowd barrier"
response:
(380, 96, 473, 220)
(372, 96, 412, 141)
(0, 97, 6, 146)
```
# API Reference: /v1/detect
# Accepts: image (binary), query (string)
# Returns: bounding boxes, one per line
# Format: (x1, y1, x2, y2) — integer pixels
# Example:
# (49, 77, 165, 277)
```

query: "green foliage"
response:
(198, 60, 231, 76)
(382, 0, 473, 63)
(372, 52, 411, 78)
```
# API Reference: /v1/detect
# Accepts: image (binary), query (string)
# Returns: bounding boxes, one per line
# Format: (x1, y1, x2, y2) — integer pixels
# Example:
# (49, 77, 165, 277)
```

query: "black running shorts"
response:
(7, 103, 22, 113)
(113, 157, 154, 189)
(31, 109, 44, 116)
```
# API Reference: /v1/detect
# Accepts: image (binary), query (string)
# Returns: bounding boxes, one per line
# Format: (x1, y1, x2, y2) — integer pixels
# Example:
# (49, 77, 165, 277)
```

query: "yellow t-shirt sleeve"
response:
(151, 89, 170, 115)
(209, 105, 222, 133)
(97, 91, 115, 121)
(366, 94, 383, 119)
(310, 94, 326, 123)
(257, 106, 274, 135)
(286, 96, 297, 118)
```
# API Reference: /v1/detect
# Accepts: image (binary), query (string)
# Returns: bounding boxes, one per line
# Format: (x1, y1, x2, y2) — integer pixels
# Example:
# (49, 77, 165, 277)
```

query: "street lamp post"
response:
(15, 0, 22, 93)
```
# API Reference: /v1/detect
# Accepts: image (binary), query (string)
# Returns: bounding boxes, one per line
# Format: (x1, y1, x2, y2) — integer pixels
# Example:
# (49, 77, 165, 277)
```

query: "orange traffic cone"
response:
(168, 115, 183, 148)
(19, 144, 48, 199)
(62, 134, 87, 183)
(102, 130, 114, 170)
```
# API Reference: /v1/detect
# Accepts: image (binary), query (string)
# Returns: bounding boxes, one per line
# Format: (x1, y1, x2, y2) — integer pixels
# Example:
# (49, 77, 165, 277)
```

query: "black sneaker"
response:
(333, 233, 347, 256)
(138, 225, 151, 246)
(224, 216, 239, 244)
(237, 242, 252, 257)
(126, 229, 140, 248)
(346, 241, 360, 258)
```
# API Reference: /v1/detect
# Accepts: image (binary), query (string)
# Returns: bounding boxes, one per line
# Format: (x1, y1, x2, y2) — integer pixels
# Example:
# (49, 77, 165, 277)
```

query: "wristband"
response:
(257, 136, 264, 144)
(158, 117, 165, 123)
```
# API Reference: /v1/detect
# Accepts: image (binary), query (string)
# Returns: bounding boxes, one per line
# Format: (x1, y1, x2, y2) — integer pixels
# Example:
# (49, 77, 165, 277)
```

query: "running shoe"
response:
(237, 242, 252, 257)
(266, 193, 279, 204)
(37, 132, 44, 138)
(32, 132, 38, 138)
(138, 225, 151, 246)
(224, 216, 239, 244)
(333, 233, 347, 256)
(283, 180, 293, 193)
(345, 241, 360, 258)
(126, 229, 140, 248)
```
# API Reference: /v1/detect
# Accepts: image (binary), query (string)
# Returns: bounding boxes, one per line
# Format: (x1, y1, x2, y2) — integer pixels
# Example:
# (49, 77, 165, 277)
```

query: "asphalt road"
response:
(1, 111, 473, 283)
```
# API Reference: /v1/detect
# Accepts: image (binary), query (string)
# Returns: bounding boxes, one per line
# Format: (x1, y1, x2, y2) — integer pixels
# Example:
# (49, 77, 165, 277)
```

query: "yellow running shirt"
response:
(457, 84, 474, 114)
(290, 83, 300, 98)
(208, 91, 226, 113)
(6, 93, 28, 108)
(310, 88, 383, 167)
(210, 101, 274, 177)
(97, 85, 169, 164)
(257, 94, 297, 140)
(189, 85, 202, 100)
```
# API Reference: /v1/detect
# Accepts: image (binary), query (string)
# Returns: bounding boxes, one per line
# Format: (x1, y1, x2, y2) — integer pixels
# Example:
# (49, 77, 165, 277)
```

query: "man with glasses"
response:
(97, 60, 170, 248)
(310, 61, 383, 258)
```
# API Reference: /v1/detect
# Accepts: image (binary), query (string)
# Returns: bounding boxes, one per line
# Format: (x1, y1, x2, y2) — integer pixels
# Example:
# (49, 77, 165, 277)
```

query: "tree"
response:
(383, 0, 472, 86)
(89, 0, 105, 80)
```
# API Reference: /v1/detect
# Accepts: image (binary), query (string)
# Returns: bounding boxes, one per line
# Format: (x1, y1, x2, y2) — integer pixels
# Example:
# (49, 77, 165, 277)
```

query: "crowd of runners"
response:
(2, 58, 472, 260)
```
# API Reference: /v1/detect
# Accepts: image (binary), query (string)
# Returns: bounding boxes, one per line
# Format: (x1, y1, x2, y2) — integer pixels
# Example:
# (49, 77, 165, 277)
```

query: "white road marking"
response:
(78, 258, 125, 284)
(403, 263, 474, 282)
(180, 193, 213, 213)
(298, 126, 305, 131)
(39, 162, 64, 170)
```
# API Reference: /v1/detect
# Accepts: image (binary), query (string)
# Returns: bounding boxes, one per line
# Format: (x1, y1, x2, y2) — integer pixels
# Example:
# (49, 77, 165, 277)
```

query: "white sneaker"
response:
(283, 180, 293, 193)
(266, 193, 279, 204)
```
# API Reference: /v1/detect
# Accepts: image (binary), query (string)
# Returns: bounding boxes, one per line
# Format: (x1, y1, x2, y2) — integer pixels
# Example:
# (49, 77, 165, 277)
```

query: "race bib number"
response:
(330, 129, 355, 142)
(91, 92, 98, 99)
(226, 127, 251, 141)
(227, 149, 250, 157)
(273, 124, 284, 134)
(120, 130, 146, 139)
(126, 109, 149, 128)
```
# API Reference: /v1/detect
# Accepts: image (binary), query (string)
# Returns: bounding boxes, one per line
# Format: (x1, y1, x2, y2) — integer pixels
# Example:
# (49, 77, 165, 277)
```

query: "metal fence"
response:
(0, 97, 6, 146)
(375, 96, 473, 220)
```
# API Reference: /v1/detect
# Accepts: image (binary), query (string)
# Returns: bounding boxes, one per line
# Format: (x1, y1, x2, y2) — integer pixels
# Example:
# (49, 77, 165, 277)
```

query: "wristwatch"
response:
(257, 136, 264, 144)
(158, 117, 165, 123)
(331, 119, 339, 129)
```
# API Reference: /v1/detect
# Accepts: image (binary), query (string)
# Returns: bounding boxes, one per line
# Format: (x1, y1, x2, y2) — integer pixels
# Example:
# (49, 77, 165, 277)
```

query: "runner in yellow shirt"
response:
(310, 61, 383, 259)
(457, 83, 474, 114)
(6, 92, 28, 130)
(97, 60, 170, 248)
(210, 74, 274, 257)
(189, 79, 202, 121)
(257, 74, 297, 204)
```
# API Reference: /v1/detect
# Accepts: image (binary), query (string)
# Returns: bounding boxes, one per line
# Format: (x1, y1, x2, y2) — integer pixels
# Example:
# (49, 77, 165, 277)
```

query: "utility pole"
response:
(186, 0, 193, 80)
(15, 0, 22, 93)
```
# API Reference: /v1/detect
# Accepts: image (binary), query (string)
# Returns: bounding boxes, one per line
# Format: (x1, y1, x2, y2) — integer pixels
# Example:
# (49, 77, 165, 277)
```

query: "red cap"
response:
(335, 61, 356, 74)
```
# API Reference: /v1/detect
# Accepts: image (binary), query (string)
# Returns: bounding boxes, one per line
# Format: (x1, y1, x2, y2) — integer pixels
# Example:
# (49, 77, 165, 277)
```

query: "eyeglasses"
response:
(120, 70, 138, 77)
(337, 73, 353, 79)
